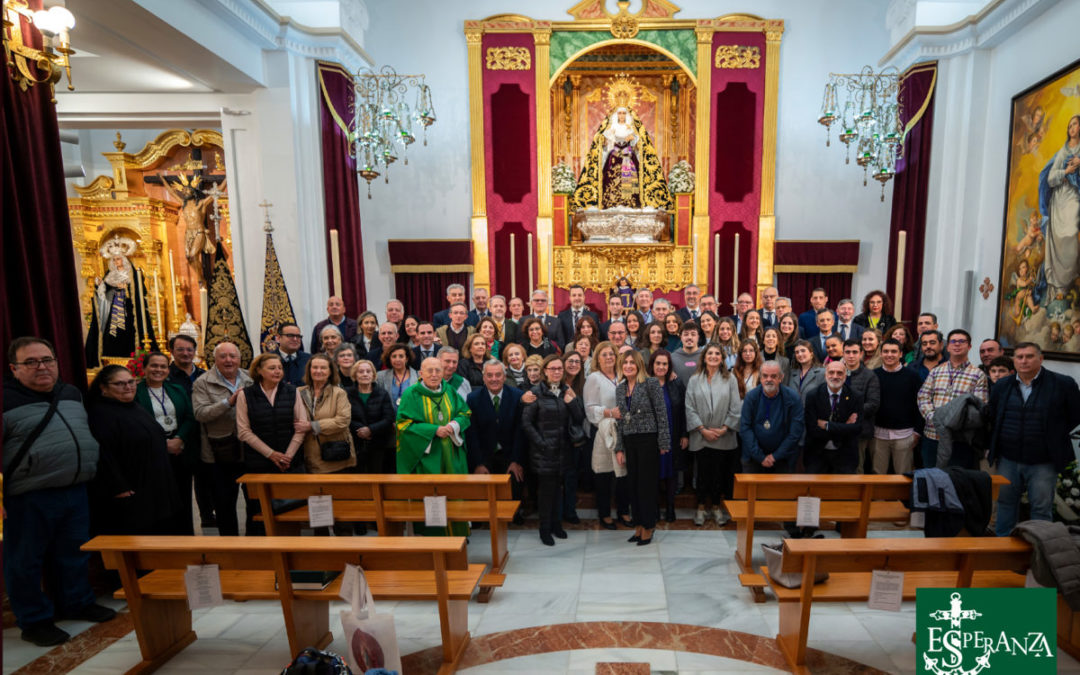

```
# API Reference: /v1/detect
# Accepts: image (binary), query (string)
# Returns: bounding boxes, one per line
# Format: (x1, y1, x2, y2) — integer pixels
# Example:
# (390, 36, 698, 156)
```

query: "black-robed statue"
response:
(85, 235, 156, 367)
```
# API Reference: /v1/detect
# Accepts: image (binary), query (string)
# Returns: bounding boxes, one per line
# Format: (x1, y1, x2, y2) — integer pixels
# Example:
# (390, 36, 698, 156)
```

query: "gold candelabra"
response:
(2, 0, 75, 102)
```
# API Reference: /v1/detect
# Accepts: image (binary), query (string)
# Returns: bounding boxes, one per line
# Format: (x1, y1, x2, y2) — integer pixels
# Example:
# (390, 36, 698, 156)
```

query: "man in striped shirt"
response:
(916, 329, 988, 469)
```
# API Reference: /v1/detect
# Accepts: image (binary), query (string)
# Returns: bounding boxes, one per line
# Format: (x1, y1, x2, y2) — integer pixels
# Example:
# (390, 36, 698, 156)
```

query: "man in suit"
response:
(432, 283, 467, 330)
(700, 294, 719, 316)
(676, 283, 702, 322)
(411, 320, 439, 369)
(842, 338, 880, 473)
(758, 286, 780, 328)
(488, 295, 520, 344)
(776, 296, 793, 321)
(835, 299, 864, 342)
(798, 287, 834, 340)
(728, 293, 753, 334)
(600, 295, 625, 341)
(557, 284, 598, 341)
(385, 299, 406, 333)
(804, 360, 863, 474)
(466, 360, 534, 524)
(276, 322, 311, 386)
(309, 296, 357, 352)
(436, 304, 475, 353)
(811, 309, 839, 363)
(523, 289, 563, 347)
(635, 288, 654, 324)
(466, 287, 490, 327)
(365, 322, 400, 369)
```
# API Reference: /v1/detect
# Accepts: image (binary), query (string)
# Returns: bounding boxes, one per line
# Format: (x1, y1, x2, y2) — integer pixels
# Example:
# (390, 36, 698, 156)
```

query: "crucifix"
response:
(259, 199, 274, 232)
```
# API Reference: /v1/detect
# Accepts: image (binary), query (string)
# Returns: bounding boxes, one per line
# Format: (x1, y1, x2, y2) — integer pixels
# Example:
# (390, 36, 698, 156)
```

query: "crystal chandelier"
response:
(352, 66, 436, 198)
(818, 66, 903, 202)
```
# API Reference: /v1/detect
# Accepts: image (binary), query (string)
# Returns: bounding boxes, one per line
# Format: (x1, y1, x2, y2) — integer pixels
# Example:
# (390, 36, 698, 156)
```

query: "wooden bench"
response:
(237, 473, 519, 602)
(764, 536, 1032, 674)
(83, 535, 482, 675)
(726, 473, 1010, 602)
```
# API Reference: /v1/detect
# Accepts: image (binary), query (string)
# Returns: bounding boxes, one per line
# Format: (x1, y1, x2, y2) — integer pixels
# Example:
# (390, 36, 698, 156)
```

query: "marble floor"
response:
(5, 516, 1080, 674)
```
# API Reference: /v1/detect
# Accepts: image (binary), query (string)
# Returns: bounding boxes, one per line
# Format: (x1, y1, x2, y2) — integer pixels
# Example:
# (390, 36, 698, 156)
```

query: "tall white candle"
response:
(732, 233, 741, 306)
(547, 233, 554, 304)
(329, 229, 343, 298)
(509, 233, 517, 299)
(713, 233, 720, 300)
(153, 270, 163, 346)
(199, 287, 208, 345)
(168, 249, 179, 330)
(895, 230, 907, 321)
(527, 233, 534, 293)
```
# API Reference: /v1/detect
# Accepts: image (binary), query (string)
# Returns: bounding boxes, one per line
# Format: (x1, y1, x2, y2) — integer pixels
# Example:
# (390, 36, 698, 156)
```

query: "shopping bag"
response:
(339, 567, 401, 674)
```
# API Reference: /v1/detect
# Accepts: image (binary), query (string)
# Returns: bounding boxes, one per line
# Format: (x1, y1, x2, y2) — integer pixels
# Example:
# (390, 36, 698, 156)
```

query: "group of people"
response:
(6, 281, 1080, 646)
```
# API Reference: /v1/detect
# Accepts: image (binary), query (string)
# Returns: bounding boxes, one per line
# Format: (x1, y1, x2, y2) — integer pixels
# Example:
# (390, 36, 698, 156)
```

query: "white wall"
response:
(357, 0, 894, 313)
(918, 0, 1080, 378)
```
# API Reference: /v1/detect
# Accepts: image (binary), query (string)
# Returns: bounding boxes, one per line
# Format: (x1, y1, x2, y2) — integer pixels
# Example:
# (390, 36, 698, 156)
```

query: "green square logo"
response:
(916, 588, 1056, 674)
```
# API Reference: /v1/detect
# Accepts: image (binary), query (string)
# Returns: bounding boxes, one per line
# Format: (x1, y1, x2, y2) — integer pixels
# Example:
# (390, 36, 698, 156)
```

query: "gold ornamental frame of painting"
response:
(464, 1, 783, 299)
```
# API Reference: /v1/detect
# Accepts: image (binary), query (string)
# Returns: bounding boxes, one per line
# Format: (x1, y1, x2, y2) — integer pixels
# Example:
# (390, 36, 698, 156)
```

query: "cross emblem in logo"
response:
(929, 592, 982, 629)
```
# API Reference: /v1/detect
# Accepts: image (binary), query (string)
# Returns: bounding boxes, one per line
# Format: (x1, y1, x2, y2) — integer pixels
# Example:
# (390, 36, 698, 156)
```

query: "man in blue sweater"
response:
(740, 361, 805, 472)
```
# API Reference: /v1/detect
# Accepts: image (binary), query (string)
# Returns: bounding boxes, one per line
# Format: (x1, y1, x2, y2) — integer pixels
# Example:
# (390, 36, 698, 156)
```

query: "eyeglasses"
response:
(948, 339, 969, 345)
(16, 357, 57, 369)
(108, 380, 138, 389)
(545, 366, 564, 372)
(281, 333, 303, 339)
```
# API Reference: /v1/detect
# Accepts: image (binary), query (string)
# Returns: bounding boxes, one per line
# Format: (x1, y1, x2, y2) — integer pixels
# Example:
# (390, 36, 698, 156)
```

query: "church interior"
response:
(5, 0, 1080, 673)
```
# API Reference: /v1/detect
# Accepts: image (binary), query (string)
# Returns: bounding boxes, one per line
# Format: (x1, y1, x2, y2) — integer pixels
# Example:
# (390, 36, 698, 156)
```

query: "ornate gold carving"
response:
(714, 45, 760, 69)
(126, 129, 223, 170)
(695, 28, 713, 45)
(765, 29, 784, 42)
(533, 30, 551, 46)
(553, 243, 694, 293)
(567, 0, 681, 22)
(465, 29, 483, 43)
(486, 47, 531, 70)
(73, 175, 115, 200)
(610, 12, 639, 39)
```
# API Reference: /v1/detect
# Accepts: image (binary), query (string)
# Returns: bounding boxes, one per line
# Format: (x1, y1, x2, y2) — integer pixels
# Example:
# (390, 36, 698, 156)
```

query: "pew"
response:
(764, 536, 1031, 674)
(83, 535, 482, 674)
(726, 473, 1010, 602)
(237, 473, 519, 602)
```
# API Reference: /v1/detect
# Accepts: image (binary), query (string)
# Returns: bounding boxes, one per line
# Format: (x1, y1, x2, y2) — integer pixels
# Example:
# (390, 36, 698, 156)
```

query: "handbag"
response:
(301, 388, 353, 462)
(208, 433, 243, 464)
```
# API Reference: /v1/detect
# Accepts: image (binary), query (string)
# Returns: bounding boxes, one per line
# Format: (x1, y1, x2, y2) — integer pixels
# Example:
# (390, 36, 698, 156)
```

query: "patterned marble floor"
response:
(5, 521, 1080, 674)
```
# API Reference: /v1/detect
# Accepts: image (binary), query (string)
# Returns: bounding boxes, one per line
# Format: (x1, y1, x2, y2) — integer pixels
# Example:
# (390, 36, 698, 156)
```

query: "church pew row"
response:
(763, 536, 1032, 674)
(83, 535, 480, 675)
(726, 473, 1011, 602)
(237, 473, 518, 601)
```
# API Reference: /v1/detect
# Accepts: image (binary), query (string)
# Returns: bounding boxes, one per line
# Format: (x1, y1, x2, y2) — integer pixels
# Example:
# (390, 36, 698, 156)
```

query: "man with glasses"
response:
(524, 289, 564, 348)
(917, 329, 988, 469)
(4, 337, 116, 646)
(275, 322, 310, 386)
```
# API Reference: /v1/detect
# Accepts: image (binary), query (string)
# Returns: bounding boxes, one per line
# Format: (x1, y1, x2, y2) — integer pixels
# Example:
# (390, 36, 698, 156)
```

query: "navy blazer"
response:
(798, 310, 838, 340)
(676, 307, 703, 322)
(466, 309, 491, 327)
(432, 308, 451, 330)
(276, 350, 311, 387)
(757, 308, 780, 329)
(804, 383, 863, 459)
(557, 307, 598, 344)
(834, 321, 865, 342)
(465, 385, 525, 471)
(519, 314, 564, 348)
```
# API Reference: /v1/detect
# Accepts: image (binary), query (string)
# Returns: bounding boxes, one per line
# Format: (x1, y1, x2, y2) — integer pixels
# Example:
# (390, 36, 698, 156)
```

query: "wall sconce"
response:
(3, 0, 76, 102)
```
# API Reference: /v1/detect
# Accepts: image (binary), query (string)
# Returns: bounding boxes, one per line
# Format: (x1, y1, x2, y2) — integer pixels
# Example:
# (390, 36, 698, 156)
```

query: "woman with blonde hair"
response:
(584, 341, 631, 529)
(502, 342, 528, 387)
(457, 333, 492, 388)
(861, 328, 883, 370)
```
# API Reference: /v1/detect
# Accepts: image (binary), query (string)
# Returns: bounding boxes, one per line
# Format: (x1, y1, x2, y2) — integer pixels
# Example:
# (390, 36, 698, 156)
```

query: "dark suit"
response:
(277, 350, 311, 386)
(432, 307, 451, 330)
(726, 314, 744, 334)
(834, 321, 864, 342)
(366, 343, 389, 370)
(466, 308, 491, 327)
(521, 313, 564, 348)
(804, 383, 863, 473)
(310, 317, 357, 353)
(599, 318, 623, 341)
(557, 307, 598, 343)
(493, 319, 520, 345)
(466, 387, 526, 510)
(798, 309, 837, 340)
(811, 333, 837, 364)
(757, 308, 780, 328)
(676, 306, 703, 323)
(412, 344, 439, 370)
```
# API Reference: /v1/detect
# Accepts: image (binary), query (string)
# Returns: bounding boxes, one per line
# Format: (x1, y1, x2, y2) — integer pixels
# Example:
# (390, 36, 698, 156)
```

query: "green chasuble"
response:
(395, 381, 472, 535)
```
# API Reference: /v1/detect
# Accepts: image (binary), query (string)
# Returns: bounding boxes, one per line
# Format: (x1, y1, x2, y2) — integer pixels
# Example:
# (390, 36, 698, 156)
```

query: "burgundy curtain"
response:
(318, 62, 366, 311)
(887, 62, 937, 323)
(777, 274, 853, 315)
(2, 0, 87, 388)
(774, 240, 860, 313)
(395, 272, 470, 322)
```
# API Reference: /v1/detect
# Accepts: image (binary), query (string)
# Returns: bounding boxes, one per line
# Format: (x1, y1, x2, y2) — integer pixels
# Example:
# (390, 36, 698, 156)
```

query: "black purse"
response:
(301, 388, 352, 463)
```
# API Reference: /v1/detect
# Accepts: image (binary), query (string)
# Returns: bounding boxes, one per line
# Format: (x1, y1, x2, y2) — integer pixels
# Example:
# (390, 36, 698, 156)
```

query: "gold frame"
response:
(464, 8, 783, 294)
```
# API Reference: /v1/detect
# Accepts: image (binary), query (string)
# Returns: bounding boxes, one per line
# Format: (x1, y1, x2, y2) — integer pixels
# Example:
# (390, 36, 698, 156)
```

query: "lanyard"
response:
(148, 386, 169, 417)
(762, 393, 776, 424)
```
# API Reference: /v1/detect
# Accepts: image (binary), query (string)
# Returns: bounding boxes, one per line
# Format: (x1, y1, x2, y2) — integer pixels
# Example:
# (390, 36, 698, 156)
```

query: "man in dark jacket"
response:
(275, 323, 311, 386)
(3, 337, 116, 646)
(309, 296, 357, 351)
(556, 284, 599, 343)
(466, 360, 531, 524)
(989, 342, 1080, 535)
(842, 339, 880, 472)
(804, 361, 863, 473)
(740, 361, 804, 472)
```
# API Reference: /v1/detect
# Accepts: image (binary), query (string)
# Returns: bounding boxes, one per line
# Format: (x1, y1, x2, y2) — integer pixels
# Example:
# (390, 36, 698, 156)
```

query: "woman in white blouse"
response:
(583, 341, 632, 530)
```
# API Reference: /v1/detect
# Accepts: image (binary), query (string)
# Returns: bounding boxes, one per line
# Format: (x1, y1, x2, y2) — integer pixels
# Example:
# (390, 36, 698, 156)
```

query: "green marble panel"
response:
(550, 29, 696, 79)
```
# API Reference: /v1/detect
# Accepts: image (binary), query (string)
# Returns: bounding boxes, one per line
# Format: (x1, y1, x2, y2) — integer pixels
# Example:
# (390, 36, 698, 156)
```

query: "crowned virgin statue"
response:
(573, 105, 672, 213)
(85, 235, 157, 367)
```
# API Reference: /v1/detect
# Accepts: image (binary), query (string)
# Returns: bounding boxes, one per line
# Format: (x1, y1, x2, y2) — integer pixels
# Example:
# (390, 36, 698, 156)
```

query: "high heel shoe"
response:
(637, 529, 654, 546)
(619, 516, 635, 528)
(628, 526, 643, 543)
(599, 518, 617, 530)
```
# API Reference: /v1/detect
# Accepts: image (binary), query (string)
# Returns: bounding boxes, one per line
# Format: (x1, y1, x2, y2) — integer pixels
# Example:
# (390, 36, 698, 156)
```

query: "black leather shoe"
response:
(21, 621, 69, 646)
(665, 507, 676, 523)
(564, 514, 581, 524)
(637, 536, 653, 546)
(540, 532, 555, 546)
(553, 529, 568, 539)
(628, 534, 640, 543)
(599, 519, 617, 530)
(64, 603, 117, 623)
(619, 517, 635, 528)
(512, 513, 525, 525)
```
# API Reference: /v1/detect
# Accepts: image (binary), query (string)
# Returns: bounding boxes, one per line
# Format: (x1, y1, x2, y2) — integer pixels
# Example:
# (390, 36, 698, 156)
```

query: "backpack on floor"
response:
(281, 647, 352, 675)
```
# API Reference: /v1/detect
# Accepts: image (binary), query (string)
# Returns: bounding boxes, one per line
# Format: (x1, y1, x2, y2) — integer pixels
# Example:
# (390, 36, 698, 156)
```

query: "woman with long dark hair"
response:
(646, 350, 687, 523)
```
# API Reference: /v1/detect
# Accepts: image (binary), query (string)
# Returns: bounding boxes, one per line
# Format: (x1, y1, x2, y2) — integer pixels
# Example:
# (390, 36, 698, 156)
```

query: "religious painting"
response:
(997, 58, 1080, 360)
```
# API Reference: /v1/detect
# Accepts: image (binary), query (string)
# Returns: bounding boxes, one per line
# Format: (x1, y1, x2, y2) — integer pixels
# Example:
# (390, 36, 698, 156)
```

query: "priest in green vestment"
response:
(396, 357, 471, 535)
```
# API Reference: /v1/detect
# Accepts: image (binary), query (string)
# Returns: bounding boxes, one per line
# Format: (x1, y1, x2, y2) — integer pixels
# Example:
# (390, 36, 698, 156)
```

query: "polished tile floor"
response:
(5, 517, 1079, 674)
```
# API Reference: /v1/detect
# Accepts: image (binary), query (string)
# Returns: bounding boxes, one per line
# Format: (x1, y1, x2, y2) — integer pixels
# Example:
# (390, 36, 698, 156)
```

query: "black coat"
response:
(521, 382, 585, 476)
(804, 384, 863, 460)
(457, 358, 486, 388)
(557, 307, 599, 344)
(412, 344, 440, 370)
(662, 377, 689, 470)
(524, 339, 559, 359)
(465, 385, 525, 470)
(853, 313, 896, 333)
(519, 314, 564, 348)
(87, 398, 180, 535)
(347, 384, 396, 459)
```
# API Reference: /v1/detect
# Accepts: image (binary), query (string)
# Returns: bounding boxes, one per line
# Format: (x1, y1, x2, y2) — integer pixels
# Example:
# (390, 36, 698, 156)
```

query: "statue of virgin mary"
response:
(573, 106, 672, 213)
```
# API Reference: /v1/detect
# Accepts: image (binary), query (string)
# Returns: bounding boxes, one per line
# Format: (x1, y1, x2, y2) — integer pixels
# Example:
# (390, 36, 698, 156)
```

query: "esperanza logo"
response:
(916, 588, 1056, 674)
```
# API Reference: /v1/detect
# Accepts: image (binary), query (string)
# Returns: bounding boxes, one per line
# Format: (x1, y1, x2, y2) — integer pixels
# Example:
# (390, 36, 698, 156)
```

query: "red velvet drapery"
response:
(388, 240, 473, 320)
(887, 63, 937, 323)
(317, 61, 366, 311)
(2, 0, 87, 387)
(774, 241, 860, 313)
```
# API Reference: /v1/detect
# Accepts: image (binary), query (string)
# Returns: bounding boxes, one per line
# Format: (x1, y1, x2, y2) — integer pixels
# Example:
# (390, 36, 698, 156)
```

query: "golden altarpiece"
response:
(69, 129, 231, 366)
(466, 0, 782, 308)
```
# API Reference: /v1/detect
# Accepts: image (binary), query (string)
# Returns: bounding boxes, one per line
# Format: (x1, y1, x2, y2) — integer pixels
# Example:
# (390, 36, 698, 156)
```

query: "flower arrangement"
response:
(1055, 461, 1080, 523)
(126, 348, 149, 378)
(552, 162, 576, 193)
(667, 160, 695, 194)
